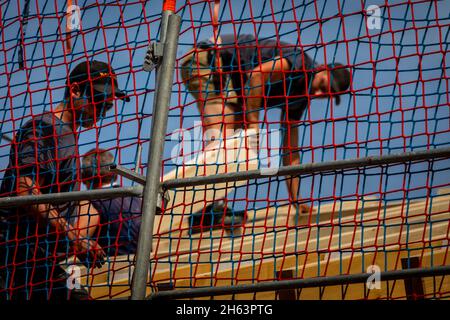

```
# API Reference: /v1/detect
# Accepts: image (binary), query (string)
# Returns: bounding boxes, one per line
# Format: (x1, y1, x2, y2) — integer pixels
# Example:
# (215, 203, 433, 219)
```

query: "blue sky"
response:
(0, 0, 449, 212)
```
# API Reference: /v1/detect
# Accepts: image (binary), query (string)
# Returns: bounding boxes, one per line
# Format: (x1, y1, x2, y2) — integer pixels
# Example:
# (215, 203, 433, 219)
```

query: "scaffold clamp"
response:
(156, 188, 170, 214)
(143, 41, 164, 72)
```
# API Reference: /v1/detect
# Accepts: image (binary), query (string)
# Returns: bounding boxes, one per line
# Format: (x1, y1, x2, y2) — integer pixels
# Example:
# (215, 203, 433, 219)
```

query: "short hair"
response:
(82, 148, 117, 186)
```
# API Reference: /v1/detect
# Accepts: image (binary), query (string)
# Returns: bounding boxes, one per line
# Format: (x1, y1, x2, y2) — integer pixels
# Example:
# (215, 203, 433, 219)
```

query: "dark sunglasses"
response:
(87, 89, 114, 114)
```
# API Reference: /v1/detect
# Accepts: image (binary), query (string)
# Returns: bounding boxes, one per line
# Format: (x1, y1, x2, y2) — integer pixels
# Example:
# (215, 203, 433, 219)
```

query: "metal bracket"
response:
(143, 42, 164, 72)
(276, 270, 297, 300)
(156, 188, 170, 214)
(401, 257, 425, 300)
(110, 164, 170, 213)
(110, 164, 146, 185)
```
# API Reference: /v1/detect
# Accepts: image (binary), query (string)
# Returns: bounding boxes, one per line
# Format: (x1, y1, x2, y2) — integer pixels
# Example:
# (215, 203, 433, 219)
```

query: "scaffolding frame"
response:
(149, 265, 450, 300)
(2, 148, 449, 209)
(1, 0, 449, 301)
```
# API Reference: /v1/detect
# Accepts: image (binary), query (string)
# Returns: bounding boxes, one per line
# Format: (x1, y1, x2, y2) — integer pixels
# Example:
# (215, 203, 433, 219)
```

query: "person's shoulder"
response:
(19, 113, 62, 132)
(14, 114, 52, 141)
(121, 196, 143, 213)
(124, 196, 143, 206)
(103, 196, 134, 208)
(283, 48, 315, 72)
(91, 198, 105, 210)
(222, 34, 254, 44)
(302, 50, 315, 67)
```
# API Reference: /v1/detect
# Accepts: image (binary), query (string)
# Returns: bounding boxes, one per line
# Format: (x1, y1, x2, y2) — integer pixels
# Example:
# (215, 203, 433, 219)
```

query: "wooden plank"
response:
(63, 194, 449, 299)
(146, 228, 447, 299)
(180, 243, 449, 300)
(167, 221, 449, 295)
(86, 260, 213, 300)
(150, 195, 449, 270)
(152, 194, 449, 260)
(90, 226, 448, 299)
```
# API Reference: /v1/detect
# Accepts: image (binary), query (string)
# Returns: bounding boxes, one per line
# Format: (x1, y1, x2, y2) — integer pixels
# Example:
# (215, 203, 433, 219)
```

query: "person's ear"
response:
(70, 83, 81, 99)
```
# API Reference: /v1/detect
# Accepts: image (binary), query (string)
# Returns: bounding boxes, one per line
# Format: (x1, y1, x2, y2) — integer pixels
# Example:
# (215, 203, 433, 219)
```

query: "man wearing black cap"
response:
(64, 60, 130, 128)
(181, 34, 351, 214)
(81, 148, 142, 256)
(0, 60, 129, 300)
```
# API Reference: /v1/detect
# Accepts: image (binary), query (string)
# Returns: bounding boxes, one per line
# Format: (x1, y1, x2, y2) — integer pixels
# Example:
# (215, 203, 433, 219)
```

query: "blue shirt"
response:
(218, 34, 316, 121)
(91, 196, 142, 256)
(0, 113, 79, 257)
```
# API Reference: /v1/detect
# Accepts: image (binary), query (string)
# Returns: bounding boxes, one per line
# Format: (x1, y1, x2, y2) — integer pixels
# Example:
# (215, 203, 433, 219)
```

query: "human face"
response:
(90, 89, 114, 118)
(310, 70, 330, 100)
(70, 85, 114, 128)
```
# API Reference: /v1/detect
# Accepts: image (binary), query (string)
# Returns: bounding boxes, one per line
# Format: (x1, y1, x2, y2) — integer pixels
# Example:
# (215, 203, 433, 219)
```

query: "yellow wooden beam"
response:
(174, 243, 449, 300)
(64, 194, 449, 300)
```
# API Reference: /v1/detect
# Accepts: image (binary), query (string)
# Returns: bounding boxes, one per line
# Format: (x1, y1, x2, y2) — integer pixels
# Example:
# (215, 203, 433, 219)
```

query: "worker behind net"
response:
(81, 148, 144, 257)
(0, 60, 130, 301)
(180, 34, 351, 215)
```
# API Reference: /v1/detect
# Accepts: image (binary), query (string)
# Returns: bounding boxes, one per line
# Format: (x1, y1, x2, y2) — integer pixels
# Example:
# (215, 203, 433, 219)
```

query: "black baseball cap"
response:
(327, 63, 350, 105)
(67, 60, 130, 102)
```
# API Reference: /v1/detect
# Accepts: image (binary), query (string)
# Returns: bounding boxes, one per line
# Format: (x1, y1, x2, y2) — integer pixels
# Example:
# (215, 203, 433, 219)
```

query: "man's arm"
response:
(282, 124, 300, 203)
(246, 57, 291, 131)
(77, 200, 100, 238)
(281, 124, 311, 213)
(18, 176, 105, 266)
(18, 176, 72, 233)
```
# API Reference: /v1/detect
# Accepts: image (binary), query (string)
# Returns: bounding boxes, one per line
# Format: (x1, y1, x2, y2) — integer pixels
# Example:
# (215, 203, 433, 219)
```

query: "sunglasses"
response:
(87, 89, 114, 115)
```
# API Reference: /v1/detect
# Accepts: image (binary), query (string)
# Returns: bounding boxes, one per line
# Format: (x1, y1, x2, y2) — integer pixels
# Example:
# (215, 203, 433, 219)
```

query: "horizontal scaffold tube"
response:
(162, 147, 450, 189)
(110, 164, 146, 185)
(0, 186, 143, 208)
(1, 147, 449, 207)
(149, 265, 450, 300)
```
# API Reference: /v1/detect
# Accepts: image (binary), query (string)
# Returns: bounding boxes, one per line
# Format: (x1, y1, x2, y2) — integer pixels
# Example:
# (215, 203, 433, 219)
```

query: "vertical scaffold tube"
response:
(131, 12, 181, 301)
(160, 0, 176, 45)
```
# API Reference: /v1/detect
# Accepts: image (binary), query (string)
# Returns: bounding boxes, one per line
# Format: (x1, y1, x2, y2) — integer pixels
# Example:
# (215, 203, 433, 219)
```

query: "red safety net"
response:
(0, 0, 449, 300)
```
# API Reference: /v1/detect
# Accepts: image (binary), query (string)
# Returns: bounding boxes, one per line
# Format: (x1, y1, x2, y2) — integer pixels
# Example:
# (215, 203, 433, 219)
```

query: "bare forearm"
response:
(283, 153, 300, 202)
(287, 176, 300, 201)
(32, 203, 81, 242)
(17, 176, 86, 242)
(18, 177, 69, 232)
(77, 200, 100, 238)
(245, 74, 263, 130)
(33, 203, 80, 241)
(17, 177, 105, 266)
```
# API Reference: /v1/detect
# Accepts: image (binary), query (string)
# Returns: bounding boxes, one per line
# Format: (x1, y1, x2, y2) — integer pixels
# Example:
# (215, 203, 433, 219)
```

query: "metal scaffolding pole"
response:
(111, 147, 450, 191)
(162, 147, 450, 189)
(131, 13, 181, 300)
(135, 144, 143, 173)
(110, 164, 146, 185)
(0, 186, 143, 208)
(149, 265, 450, 300)
(6, 147, 447, 209)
